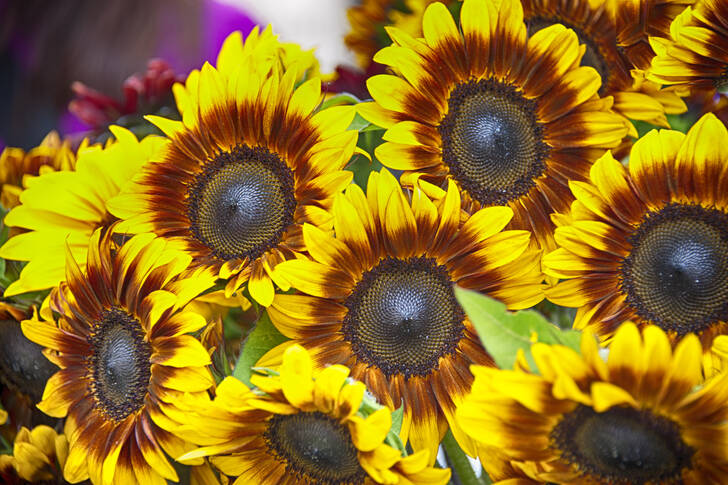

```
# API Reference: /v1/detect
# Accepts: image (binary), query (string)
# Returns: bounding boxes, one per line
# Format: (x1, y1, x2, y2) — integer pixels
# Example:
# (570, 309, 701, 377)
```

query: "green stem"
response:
(173, 460, 191, 485)
(0, 434, 12, 453)
(441, 431, 489, 485)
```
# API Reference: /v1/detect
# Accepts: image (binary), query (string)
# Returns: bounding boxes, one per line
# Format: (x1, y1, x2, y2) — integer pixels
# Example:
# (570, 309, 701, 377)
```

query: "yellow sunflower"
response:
(648, 0, 728, 94)
(521, 0, 687, 138)
(174, 27, 323, 122)
(359, 0, 629, 253)
(458, 323, 728, 483)
(108, 55, 358, 307)
(0, 127, 164, 297)
(172, 344, 450, 485)
(261, 169, 543, 460)
(21, 228, 216, 485)
(616, 0, 696, 71)
(345, 0, 445, 69)
(0, 425, 68, 483)
(0, 131, 79, 210)
(544, 113, 728, 348)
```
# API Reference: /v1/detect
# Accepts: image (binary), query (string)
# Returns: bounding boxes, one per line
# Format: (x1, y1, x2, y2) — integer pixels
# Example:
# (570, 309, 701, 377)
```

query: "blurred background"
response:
(0, 0, 356, 149)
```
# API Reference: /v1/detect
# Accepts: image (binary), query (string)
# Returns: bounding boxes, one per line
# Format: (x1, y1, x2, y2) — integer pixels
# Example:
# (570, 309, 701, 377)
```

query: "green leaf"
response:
(320, 92, 362, 110)
(233, 311, 288, 387)
(384, 405, 406, 455)
(667, 113, 697, 134)
(454, 286, 581, 371)
(390, 405, 403, 436)
(347, 113, 371, 132)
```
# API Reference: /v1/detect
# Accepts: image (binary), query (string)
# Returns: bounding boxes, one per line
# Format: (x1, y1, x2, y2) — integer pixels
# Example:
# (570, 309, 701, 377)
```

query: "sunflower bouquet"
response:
(1, 0, 728, 483)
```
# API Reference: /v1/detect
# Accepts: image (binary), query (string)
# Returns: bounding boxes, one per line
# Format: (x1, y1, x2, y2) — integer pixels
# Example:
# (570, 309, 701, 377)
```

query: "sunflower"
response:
(345, 0, 445, 69)
(648, 0, 728, 94)
(0, 131, 78, 209)
(0, 127, 164, 297)
(217, 26, 323, 81)
(458, 322, 728, 483)
(0, 425, 69, 483)
(543, 113, 728, 349)
(359, 0, 629, 253)
(173, 27, 324, 122)
(616, 0, 695, 71)
(21, 228, 216, 485)
(173, 344, 450, 485)
(108, 54, 359, 307)
(261, 169, 543, 460)
(520, 0, 687, 141)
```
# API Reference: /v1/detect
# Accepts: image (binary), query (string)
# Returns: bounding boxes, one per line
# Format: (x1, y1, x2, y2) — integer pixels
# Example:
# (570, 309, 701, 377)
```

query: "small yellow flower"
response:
(174, 345, 451, 485)
(458, 323, 728, 483)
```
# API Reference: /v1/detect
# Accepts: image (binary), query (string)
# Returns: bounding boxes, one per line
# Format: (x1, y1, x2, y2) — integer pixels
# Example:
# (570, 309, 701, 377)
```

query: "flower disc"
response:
(552, 405, 694, 483)
(88, 307, 152, 422)
(264, 411, 366, 485)
(187, 145, 296, 262)
(440, 79, 548, 206)
(343, 256, 465, 378)
(621, 204, 728, 334)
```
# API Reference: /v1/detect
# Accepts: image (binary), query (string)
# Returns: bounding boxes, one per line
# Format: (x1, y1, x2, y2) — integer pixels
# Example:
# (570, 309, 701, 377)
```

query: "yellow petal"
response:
(349, 408, 390, 452)
(281, 344, 315, 409)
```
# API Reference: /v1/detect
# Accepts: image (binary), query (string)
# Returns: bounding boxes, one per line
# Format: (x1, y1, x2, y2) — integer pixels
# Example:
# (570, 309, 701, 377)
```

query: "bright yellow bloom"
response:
(174, 345, 451, 485)
(616, 0, 695, 70)
(360, 0, 629, 252)
(263, 168, 543, 460)
(458, 323, 728, 483)
(648, 0, 728, 94)
(544, 113, 728, 348)
(0, 425, 68, 483)
(109, 37, 358, 307)
(0, 131, 78, 209)
(22, 229, 215, 485)
(0, 127, 163, 296)
(345, 0, 444, 68)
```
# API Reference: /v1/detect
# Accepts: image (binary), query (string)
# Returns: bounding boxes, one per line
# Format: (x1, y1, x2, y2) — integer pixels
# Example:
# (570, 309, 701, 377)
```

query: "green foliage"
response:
(349, 125, 385, 189)
(390, 405, 403, 436)
(348, 112, 372, 132)
(383, 405, 406, 454)
(233, 311, 288, 387)
(667, 112, 698, 133)
(454, 287, 581, 371)
(321, 93, 363, 110)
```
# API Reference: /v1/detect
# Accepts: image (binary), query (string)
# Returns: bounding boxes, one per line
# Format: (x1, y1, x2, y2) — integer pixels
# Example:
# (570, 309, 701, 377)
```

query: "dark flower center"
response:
(552, 405, 694, 484)
(620, 203, 728, 335)
(0, 320, 58, 402)
(439, 79, 548, 206)
(527, 16, 612, 95)
(88, 307, 151, 421)
(343, 256, 465, 379)
(187, 145, 296, 262)
(264, 411, 367, 485)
